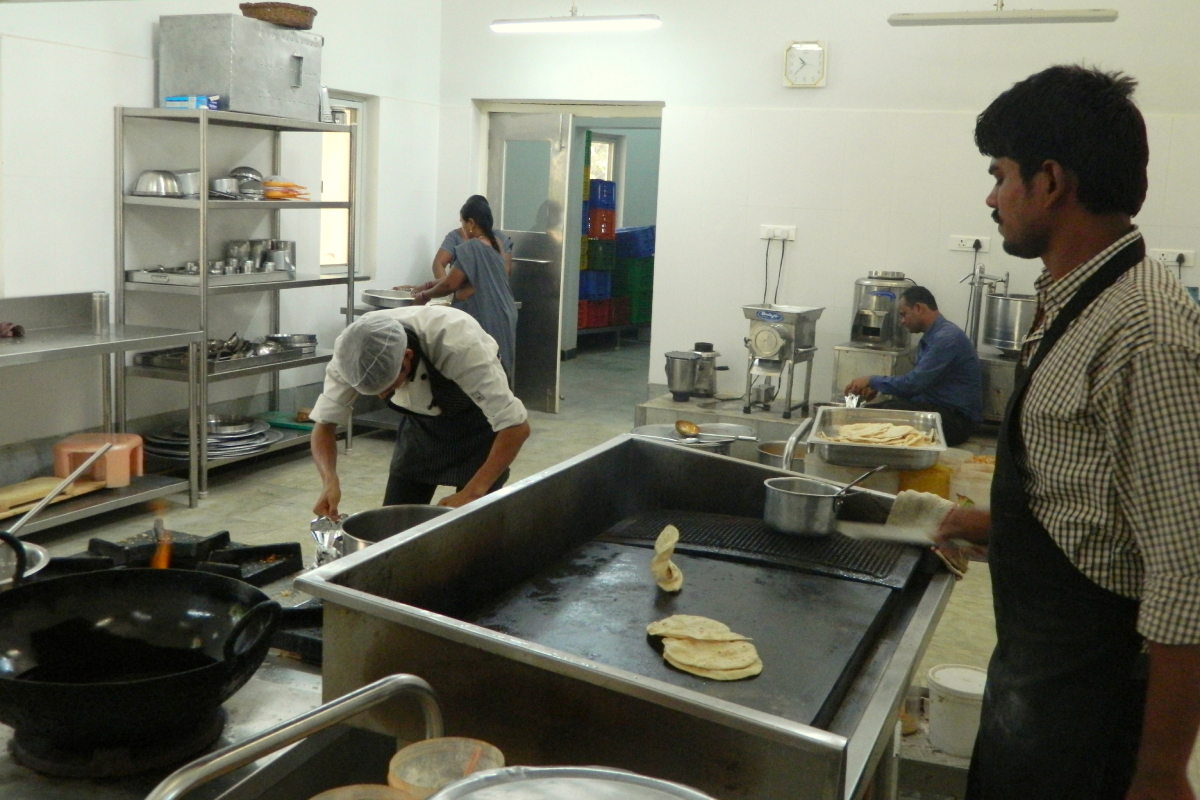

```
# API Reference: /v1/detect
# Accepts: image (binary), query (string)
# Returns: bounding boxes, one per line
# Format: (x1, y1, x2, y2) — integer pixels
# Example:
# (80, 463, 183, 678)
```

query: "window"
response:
(589, 135, 618, 181)
(320, 98, 368, 276)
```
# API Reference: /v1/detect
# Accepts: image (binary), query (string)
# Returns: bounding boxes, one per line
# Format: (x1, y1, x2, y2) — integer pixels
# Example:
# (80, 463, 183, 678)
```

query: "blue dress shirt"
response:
(869, 315, 983, 423)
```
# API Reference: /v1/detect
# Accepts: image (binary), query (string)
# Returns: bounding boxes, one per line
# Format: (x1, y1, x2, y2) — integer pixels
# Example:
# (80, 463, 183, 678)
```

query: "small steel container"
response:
(763, 476, 844, 536)
(757, 441, 802, 471)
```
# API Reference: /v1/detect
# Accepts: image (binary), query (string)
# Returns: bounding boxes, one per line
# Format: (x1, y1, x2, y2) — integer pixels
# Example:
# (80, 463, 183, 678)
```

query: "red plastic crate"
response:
(578, 299, 612, 329)
(610, 295, 631, 326)
(588, 208, 616, 240)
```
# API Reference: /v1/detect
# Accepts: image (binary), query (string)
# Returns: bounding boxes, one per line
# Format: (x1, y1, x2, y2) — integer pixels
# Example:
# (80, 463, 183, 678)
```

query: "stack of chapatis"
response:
(818, 422, 933, 447)
(646, 615, 763, 681)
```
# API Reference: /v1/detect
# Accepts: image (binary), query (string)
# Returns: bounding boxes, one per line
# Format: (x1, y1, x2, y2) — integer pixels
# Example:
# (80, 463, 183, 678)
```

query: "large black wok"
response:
(0, 567, 280, 752)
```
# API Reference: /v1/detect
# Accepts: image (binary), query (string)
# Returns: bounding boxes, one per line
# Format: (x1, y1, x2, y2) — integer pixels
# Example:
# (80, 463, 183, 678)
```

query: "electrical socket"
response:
(759, 225, 796, 241)
(1148, 248, 1195, 268)
(949, 235, 990, 252)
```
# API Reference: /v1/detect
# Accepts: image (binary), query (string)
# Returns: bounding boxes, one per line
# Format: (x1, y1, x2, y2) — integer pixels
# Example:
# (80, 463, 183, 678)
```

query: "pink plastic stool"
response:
(53, 434, 144, 489)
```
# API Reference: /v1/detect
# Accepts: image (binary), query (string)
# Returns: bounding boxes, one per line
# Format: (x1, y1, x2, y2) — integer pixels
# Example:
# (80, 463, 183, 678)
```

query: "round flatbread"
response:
(664, 651, 764, 681)
(646, 615, 750, 642)
(662, 637, 760, 670)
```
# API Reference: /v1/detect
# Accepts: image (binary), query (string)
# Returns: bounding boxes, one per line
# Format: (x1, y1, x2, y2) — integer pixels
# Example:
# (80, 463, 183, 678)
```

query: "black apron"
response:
(966, 237, 1147, 800)
(386, 328, 497, 487)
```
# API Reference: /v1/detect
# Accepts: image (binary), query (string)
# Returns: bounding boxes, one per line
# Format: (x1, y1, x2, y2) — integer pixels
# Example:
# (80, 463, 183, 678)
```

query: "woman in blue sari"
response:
(409, 196, 518, 377)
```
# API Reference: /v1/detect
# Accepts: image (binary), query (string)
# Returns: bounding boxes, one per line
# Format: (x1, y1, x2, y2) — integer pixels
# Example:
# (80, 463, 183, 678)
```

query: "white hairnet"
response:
(333, 314, 409, 395)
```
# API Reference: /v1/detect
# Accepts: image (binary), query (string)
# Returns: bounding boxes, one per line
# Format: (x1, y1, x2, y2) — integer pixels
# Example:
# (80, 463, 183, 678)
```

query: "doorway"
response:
(484, 103, 662, 414)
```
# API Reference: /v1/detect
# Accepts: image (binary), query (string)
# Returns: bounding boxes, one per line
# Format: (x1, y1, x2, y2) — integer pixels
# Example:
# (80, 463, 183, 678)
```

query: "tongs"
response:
(844, 393, 861, 408)
(309, 515, 345, 566)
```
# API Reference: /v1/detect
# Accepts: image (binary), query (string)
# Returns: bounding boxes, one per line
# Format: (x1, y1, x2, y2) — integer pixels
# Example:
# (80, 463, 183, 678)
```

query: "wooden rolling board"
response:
(0, 477, 107, 520)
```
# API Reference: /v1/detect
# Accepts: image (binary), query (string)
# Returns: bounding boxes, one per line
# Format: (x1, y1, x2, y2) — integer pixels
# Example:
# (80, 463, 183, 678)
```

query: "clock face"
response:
(784, 41, 826, 88)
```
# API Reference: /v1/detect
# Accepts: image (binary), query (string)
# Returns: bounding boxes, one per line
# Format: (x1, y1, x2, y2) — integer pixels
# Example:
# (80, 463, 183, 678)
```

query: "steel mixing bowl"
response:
(132, 170, 182, 197)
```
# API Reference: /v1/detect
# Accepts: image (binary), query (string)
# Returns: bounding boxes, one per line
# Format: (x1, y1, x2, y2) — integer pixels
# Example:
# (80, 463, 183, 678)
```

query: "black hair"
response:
(901, 285, 938, 311)
(460, 195, 501, 254)
(975, 65, 1148, 216)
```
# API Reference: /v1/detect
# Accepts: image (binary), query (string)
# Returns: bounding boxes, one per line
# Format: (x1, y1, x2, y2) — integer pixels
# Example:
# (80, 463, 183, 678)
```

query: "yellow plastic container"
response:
(897, 464, 953, 500)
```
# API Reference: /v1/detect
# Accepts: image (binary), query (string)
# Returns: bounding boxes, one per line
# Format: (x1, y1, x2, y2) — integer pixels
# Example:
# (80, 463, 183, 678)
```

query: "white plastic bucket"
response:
(926, 664, 987, 757)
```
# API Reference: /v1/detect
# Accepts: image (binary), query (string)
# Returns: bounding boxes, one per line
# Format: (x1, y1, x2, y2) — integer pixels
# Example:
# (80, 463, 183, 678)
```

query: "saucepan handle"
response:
(224, 599, 282, 662)
(0, 532, 27, 587)
(0, 531, 26, 588)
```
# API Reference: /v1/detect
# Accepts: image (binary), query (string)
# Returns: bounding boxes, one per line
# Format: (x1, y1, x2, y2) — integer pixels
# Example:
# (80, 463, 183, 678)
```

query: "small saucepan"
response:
(763, 466, 886, 536)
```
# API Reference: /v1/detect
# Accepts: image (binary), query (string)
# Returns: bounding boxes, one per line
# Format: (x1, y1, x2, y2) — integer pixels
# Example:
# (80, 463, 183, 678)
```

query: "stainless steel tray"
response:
(362, 289, 414, 308)
(806, 406, 946, 470)
(134, 346, 304, 373)
(127, 269, 294, 287)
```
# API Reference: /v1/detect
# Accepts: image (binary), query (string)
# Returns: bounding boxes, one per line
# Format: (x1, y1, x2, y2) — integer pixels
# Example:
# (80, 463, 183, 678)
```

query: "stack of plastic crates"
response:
(614, 225, 655, 325)
(579, 177, 619, 329)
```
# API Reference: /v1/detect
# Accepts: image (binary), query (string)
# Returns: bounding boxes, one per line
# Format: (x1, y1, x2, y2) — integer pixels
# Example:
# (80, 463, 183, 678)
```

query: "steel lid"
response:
(867, 270, 906, 279)
(664, 351, 700, 361)
(429, 766, 717, 799)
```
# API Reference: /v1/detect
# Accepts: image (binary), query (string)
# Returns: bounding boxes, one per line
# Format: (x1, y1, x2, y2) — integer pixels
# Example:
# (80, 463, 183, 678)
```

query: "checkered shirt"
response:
(1018, 229, 1200, 644)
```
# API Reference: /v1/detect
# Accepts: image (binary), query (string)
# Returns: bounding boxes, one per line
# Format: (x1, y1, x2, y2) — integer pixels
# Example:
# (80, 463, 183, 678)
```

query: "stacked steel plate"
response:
(144, 416, 285, 460)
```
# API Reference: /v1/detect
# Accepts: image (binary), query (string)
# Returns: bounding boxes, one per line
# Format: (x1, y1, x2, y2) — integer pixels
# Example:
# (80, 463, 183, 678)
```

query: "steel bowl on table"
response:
(806, 406, 946, 470)
(0, 568, 280, 757)
(757, 441, 803, 471)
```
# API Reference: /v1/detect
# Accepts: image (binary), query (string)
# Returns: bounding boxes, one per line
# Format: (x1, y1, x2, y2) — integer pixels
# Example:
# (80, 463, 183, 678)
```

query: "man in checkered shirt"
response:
(939, 66, 1200, 800)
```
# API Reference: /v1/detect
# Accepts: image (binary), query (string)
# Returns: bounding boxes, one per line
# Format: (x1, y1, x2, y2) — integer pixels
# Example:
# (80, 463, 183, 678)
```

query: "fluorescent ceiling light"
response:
(491, 3, 661, 33)
(889, 0, 1117, 25)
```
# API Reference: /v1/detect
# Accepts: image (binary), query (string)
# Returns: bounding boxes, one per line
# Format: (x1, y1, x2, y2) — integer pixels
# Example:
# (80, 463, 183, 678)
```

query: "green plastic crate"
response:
(587, 239, 616, 271)
(630, 290, 653, 324)
(614, 256, 653, 295)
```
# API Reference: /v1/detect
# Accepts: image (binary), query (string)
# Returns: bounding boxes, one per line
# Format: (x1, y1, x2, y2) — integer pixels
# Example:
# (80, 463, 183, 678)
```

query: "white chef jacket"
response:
(310, 306, 527, 432)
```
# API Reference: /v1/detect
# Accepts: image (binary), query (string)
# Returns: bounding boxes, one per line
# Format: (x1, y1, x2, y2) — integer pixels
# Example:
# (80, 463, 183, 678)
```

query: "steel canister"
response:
(691, 342, 721, 398)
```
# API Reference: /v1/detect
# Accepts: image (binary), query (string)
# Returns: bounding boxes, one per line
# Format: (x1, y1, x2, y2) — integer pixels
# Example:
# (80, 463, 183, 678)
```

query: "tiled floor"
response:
(24, 339, 1200, 791)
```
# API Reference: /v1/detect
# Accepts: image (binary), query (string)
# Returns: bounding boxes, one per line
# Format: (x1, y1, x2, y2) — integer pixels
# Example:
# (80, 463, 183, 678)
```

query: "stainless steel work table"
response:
(0, 292, 204, 528)
(300, 436, 957, 800)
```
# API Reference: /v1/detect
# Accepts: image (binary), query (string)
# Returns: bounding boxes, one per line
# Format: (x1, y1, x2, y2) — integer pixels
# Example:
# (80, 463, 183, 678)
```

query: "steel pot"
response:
(763, 476, 844, 536)
(339, 505, 453, 555)
(983, 293, 1037, 355)
(0, 568, 280, 753)
(757, 441, 803, 471)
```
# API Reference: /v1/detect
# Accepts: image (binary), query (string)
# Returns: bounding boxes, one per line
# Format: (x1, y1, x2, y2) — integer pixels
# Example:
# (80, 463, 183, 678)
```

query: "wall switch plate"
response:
(759, 225, 796, 241)
(1148, 248, 1195, 267)
(949, 235, 991, 252)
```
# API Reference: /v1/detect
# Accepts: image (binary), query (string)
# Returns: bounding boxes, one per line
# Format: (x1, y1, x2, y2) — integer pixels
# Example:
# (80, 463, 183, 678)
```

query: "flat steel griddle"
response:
(599, 509, 919, 589)
(464, 529, 904, 728)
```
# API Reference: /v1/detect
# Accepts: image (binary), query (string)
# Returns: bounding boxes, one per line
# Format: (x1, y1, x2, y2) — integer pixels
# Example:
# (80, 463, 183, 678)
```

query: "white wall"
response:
(438, 0, 1200, 403)
(0, 0, 443, 444)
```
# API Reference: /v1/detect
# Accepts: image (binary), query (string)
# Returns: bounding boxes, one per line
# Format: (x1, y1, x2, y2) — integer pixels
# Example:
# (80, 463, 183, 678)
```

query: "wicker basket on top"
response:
(239, 2, 318, 30)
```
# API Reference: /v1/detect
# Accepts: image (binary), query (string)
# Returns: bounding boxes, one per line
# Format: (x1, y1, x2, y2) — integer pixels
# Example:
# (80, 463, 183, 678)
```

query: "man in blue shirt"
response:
(845, 286, 983, 446)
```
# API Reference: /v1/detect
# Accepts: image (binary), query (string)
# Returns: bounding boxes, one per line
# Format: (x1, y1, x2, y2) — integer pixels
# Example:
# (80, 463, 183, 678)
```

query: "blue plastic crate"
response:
(589, 179, 616, 210)
(578, 269, 612, 300)
(616, 225, 655, 258)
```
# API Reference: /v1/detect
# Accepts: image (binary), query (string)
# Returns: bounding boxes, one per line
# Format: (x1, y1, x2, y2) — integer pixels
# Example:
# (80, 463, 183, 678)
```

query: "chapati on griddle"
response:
(650, 524, 683, 592)
(646, 614, 749, 642)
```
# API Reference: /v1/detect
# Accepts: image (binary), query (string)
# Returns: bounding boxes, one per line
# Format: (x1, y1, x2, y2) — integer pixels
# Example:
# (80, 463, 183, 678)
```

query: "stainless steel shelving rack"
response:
(115, 108, 357, 497)
(0, 292, 202, 534)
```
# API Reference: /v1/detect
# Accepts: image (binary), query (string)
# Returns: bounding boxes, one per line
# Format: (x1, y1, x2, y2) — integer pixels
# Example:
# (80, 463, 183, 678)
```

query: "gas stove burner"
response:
(75, 529, 303, 587)
(8, 707, 226, 778)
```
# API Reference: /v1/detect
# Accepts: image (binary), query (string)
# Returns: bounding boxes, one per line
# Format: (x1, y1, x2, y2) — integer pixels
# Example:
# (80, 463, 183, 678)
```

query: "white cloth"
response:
(310, 306, 527, 432)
